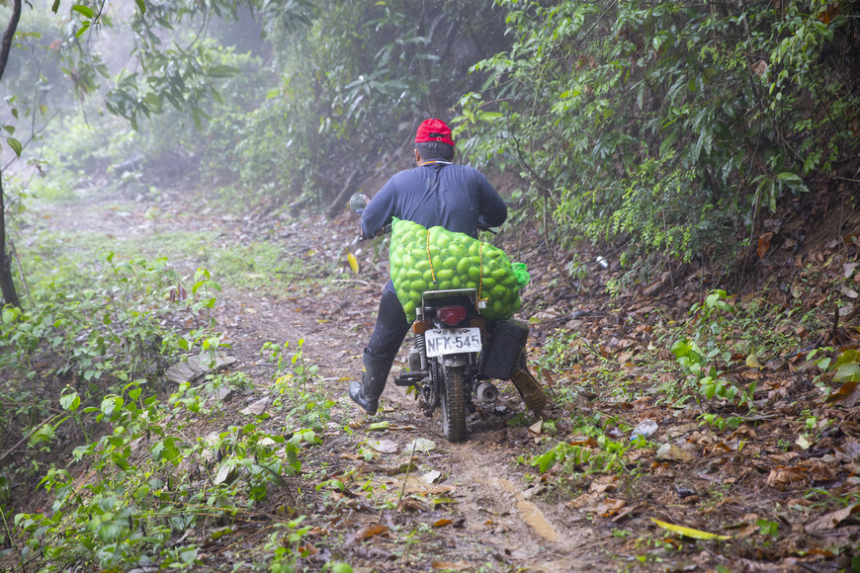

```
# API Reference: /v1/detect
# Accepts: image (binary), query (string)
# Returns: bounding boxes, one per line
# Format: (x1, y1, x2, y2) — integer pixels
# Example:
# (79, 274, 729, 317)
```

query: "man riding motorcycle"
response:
(348, 118, 544, 416)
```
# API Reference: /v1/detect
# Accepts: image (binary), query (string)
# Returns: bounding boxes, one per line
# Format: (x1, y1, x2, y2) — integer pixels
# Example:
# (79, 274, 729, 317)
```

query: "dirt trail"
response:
(33, 190, 604, 572)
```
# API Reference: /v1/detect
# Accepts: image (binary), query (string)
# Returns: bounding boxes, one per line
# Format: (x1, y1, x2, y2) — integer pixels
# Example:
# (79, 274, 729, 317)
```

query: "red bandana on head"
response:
(415, 118, 455, 146)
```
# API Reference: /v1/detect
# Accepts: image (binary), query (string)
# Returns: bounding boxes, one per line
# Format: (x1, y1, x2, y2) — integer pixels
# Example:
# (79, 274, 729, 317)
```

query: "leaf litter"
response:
(25, 183, 860, 572)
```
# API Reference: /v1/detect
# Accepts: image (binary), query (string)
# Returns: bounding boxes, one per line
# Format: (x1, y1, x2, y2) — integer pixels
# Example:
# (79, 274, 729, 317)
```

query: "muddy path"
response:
(32, 189, 606, 572)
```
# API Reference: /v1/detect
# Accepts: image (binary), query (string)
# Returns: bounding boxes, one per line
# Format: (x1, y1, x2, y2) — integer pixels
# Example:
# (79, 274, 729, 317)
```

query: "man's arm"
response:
(361, 177, 397, 239)
(475, 172, 508, 228)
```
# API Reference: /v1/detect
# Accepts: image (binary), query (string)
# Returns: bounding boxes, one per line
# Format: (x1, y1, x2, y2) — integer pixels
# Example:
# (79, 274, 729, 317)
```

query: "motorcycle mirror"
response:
(349, 193, 371, 214)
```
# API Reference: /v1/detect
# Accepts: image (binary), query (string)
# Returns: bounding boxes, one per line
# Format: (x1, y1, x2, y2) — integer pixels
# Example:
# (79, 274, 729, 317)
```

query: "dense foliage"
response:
(456, 0, 859, 281)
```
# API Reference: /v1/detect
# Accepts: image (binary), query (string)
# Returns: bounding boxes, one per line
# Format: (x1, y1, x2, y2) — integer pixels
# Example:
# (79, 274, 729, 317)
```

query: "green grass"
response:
(20, 226, 334, 300)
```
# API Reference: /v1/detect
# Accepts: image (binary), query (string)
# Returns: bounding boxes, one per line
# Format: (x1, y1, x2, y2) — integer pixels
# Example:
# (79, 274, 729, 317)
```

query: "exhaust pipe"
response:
(475, 382, 499, 403)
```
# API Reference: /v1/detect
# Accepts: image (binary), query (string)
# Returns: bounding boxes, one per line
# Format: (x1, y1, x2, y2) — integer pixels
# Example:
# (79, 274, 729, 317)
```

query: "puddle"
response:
(489, 477, 559, 542)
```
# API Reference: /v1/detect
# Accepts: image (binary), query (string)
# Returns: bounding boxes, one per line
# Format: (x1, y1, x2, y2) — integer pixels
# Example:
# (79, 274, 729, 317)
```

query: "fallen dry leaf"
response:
(758, 233, 773, 259)
(612, 501, 649, 523)
(656, 443, 696, 463)
(840, 285, 859, 299)
(581, 498, 626, 518)
(767, 466, 808, 491)
(432, 518, 453, 528)
(432, 561, 471, 571)
(347, 252, 359, 275)
(297, 544, 318, 556)
(651, 518, 730, 540)
(589, 481, 618, 494)
(398, 498, 430, 512)
(241, 396, 269, 416)
(420, 470, 442, 485)
(826, 381, 860, 408)
(834, 442, 860, 463)
(567, 492, 600, 510)
(405, 438, 436, 454)
(751, 59, 768, 76)
(369, 439, 398, 454)
(805, 504, 860, 535)
(355, 523, 389, 541)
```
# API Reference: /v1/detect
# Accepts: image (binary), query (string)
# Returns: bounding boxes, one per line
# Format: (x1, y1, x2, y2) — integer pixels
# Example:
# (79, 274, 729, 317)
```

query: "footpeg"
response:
(394, 371, 427, 387)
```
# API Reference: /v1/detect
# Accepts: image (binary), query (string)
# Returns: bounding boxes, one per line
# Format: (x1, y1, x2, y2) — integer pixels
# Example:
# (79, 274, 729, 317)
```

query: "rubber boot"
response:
(349, 351, 391, 415)
(511, 351, 548, 413)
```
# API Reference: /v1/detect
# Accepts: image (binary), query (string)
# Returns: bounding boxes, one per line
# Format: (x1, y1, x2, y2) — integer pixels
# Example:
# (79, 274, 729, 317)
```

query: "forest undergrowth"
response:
(0, 182, 858, 572)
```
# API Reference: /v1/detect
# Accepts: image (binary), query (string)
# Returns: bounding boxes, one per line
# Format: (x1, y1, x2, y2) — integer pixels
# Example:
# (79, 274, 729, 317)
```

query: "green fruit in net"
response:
(437, 268, 454, 281)
(491, 267, 509, 280)
(456, 257, 471, 274)
(491, 284, 507, 298)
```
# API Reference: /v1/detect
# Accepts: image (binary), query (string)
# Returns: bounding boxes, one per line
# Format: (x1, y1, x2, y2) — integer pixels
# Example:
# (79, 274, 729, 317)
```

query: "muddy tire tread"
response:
(441, 365, 467, 442)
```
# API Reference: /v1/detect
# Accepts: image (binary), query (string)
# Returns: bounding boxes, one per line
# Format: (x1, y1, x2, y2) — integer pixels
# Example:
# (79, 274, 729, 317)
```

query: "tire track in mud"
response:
(35, 192, 606, 572)
(379, 384, 601, 572)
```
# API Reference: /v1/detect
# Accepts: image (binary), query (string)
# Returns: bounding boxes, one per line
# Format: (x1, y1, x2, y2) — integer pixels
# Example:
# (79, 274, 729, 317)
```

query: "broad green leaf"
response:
(834, 349, 859, 368)
(7, 137, 22, 158)
(71, 5, 94, 18)
(777, 172, 802, 184)
(4, 125, 15, 135)
(660, 129, 679, 157)
(651, 518, 730, 540)
(478, 111, 503, 121)
(135, 0, 146, 14)
(60, 391, 81, 412)
(76, 22, 91, 37)
(51, 0, 60, 13)
(206, 65, 240, 78)
(835, 363, 860, 383)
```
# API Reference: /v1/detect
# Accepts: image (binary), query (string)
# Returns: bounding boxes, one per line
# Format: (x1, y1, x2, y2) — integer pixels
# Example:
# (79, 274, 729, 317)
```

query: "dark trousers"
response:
(366, 288, 412, 364)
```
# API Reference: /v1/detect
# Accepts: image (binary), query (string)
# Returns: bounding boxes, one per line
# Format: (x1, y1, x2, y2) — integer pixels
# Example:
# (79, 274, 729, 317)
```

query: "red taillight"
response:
(437, 306, 466, 326)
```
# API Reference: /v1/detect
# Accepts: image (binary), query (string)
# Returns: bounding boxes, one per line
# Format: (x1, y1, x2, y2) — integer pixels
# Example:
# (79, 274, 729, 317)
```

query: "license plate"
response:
(425, 328, 482, 358)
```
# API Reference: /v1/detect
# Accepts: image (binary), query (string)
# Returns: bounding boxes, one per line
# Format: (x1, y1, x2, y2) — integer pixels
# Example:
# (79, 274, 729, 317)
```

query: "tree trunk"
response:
(0, 0, 22, 308)
(326, 169, 363, 219)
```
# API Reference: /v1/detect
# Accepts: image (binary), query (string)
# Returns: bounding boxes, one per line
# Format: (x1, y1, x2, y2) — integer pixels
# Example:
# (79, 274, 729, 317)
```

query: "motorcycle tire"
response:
(440, 364, 467, 443)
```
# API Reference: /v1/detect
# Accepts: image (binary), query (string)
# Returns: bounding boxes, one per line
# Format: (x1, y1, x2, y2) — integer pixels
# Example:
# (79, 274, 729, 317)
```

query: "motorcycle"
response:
(349, 193, 546, 442)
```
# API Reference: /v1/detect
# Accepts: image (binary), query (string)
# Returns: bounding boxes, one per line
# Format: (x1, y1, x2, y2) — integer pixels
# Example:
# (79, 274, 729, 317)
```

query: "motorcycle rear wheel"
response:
(441, 365, 467, 442)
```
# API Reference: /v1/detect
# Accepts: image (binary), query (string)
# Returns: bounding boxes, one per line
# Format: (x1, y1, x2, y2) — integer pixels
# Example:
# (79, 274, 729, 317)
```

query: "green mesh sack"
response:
(389, 218, 529, 322)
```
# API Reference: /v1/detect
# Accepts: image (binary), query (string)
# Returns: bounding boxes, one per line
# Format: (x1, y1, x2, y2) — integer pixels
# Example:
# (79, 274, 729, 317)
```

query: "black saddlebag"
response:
(477, 319, 529, 380)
